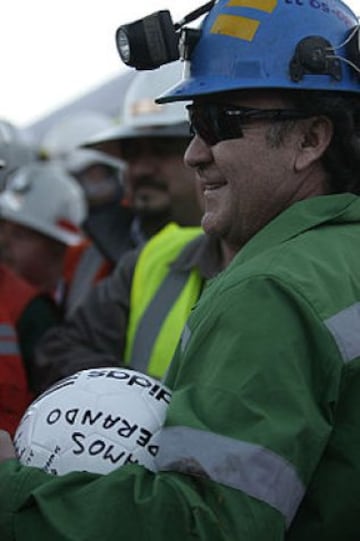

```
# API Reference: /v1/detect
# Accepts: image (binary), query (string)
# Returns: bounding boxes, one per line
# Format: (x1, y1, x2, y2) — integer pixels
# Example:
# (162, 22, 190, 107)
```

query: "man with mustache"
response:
(85, 61, 202, 244)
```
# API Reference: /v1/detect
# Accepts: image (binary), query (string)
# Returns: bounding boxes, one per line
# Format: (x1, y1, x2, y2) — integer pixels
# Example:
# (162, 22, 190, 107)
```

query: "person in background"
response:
(40, 111, 133, 266)
(0, 263, 60, 436)
(84, 61, 203, 243)
(0, 161, 87, 315)
(61, 147, 132, 267)
(5, 0, 360, 539)
(0, 142, 60, 436)
(56, 147, 129, 312)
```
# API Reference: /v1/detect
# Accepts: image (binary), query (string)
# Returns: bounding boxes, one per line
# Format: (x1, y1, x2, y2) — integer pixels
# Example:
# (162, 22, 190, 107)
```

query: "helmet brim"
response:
(84, 122, 191, 147)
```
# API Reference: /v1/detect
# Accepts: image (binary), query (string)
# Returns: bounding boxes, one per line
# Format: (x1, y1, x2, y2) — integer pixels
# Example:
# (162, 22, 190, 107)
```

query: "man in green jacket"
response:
(2, 0, 360, 539)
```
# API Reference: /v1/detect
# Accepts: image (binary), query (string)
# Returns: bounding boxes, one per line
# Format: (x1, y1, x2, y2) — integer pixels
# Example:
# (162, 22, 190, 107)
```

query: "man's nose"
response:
(184, 135, 213, 169)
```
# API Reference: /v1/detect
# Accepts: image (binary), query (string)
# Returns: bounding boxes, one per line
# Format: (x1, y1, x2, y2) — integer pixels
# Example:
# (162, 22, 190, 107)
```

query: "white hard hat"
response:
(0, 162, 87, 245)
(85, 62, 190, 146)
(60, 148, 126, 207)
(0, 119, 38, 189)
(40, 111, 116, 158)
(62, 148, 126, 176)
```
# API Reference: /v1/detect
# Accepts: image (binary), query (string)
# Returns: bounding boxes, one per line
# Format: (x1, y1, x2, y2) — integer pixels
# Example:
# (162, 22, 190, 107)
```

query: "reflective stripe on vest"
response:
(0, 323, 19, 355)
(156, 426, 305, 528)
(125, 223, 203, 379)
(324, 301, 360, 362)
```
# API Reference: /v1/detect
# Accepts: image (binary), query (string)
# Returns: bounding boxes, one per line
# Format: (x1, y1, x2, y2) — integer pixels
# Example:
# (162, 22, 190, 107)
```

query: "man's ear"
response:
(294, 116, 333, 172)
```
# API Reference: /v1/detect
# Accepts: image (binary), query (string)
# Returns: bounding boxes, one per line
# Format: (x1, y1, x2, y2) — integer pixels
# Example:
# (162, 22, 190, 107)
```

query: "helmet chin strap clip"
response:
(289, 36, 342, 82)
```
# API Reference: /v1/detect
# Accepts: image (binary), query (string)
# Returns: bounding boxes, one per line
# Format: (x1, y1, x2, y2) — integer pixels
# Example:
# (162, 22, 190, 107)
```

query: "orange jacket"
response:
(0, 264, 36, 436)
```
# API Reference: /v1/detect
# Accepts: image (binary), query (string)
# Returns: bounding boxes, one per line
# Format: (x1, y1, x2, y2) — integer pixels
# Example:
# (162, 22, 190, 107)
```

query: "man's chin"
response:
(201, 212, 221, 237)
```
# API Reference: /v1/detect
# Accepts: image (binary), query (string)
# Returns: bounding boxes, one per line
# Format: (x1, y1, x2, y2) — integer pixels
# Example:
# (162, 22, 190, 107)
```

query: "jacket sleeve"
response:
(0, 459, 283, 541)
(0, 274, 342, 540)
(31, 249, 140, 395)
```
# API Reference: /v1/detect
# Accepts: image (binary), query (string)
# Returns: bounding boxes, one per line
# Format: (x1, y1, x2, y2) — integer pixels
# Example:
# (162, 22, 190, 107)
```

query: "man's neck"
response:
(220, 241, 238, 270)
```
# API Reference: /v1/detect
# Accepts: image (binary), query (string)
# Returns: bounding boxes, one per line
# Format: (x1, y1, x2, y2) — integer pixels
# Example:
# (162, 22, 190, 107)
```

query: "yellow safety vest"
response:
(125, 223, 203, 379)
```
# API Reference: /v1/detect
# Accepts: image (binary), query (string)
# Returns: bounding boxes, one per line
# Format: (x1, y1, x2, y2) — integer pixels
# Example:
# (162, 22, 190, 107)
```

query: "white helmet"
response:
(0, 120, 37, 189)
(85, 62, 190, 146)
(0, 162, 87, 245)
(61, 147, 126, 207)
(62, 148, 126, 176)
(40, 111, 116, 158)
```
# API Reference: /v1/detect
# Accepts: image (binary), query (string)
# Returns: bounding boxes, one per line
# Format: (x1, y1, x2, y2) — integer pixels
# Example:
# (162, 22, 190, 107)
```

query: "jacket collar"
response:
(235, 194, 360, 266)
(170, 233, 224, 280)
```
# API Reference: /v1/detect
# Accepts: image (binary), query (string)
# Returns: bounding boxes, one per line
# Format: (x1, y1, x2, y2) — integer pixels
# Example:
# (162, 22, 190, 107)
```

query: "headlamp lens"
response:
(116, 28, 131, 64)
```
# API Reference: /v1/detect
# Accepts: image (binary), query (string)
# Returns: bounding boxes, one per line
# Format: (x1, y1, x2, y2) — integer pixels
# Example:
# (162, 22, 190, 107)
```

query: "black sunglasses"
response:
(186, 103, 311, 146)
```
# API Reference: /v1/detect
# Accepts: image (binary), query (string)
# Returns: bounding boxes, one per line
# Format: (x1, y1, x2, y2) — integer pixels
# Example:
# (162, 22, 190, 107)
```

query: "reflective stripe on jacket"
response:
(64, 241, 113, 315)
(125, 223, 203, 379)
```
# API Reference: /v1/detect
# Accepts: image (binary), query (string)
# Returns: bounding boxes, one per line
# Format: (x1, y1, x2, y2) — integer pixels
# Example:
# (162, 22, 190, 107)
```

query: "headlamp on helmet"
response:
(115, 1, 214, 70)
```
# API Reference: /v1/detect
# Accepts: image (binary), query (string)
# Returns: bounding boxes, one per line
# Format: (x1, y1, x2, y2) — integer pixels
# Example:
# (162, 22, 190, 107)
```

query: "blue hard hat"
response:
(157, 0, 360, 103)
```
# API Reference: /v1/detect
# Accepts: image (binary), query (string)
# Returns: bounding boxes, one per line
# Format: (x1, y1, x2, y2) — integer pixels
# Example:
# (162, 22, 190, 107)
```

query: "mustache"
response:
(132, 176, 168, 191)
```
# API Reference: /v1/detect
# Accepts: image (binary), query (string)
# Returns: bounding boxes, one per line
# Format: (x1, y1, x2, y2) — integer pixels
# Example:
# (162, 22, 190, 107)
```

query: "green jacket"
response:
(1, 193, 360, 540)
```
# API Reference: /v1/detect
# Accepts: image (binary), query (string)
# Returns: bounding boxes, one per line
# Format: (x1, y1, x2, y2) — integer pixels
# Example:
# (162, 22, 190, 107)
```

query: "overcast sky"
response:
(1, 0, 359, 128)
